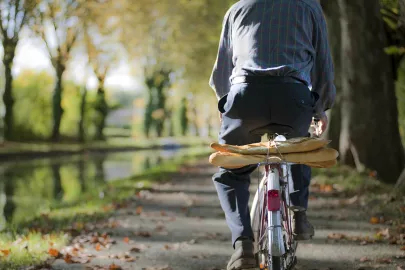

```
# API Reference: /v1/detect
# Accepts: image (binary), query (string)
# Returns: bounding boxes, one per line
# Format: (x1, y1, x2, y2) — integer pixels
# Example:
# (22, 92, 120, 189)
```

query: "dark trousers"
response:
(213, 81, 317, 247)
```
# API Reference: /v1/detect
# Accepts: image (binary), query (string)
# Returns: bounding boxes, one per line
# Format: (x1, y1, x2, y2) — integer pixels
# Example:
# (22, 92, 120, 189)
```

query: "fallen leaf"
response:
(95, 243, 102, 251)
(124, 255, 136, 262)
(192, 255, 207, 259)
(123, 237, 130, 244)
(48, 248, 61, 258)
(136, 206, 143, 215)
(64, 253, 73, 264)
(163, 243, 180, 250)
(130, 247, 141, 252)
(130, 244, 149, 253)
(369, 171, 377, 178)
(376, 258, 392, 264)
(370, 217, 380, 224)
(142, 266, 172, 270)
(109, 264, 123, 270)
(0, 249, 10, 257)
(401, 246, 405, 251)
(327, 233, 346, 240)
(360, 257, 371, 262)
(135, 231, 151, 238)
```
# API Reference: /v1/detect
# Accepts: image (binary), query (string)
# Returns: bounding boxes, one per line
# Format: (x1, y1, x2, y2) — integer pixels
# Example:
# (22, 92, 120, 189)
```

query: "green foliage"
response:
(143, 92, 154, 138)
(93, 88, 109, 140)
(11, 70, 98, 141)
(143, 68, 172, 137)
(12, 71, 53, 140)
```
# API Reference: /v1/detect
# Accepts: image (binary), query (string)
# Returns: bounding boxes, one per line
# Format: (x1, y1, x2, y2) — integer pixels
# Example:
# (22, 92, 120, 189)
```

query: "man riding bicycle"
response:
(209, 0, 336, 269)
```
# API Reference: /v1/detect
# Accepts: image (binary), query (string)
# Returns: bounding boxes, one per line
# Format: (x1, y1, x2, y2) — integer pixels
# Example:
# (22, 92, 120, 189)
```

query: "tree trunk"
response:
(51, 163, 63, 200)
(78, 158, 86, 193)
(4, 171, 15, 223)
(154, 85, 166, 138)
(2, 43, 17, 141)
(191, 105, 199, 136)
(51, 64, 65, 141)
(395, 166, 405, 193)
(94, 156, 106, 183)
(321, 0, 342, 151)
(78, 86, 87, 142)
(337, 0, 405, 183)
(180, 97, 188, 136)
(399, 0, 405, 27)
(94, 80, 108, 141)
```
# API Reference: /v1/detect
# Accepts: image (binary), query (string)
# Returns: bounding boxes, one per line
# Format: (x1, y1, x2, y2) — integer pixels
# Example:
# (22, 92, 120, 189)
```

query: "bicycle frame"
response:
(267, 165, 285, 257)
(251, 160, 296, 269)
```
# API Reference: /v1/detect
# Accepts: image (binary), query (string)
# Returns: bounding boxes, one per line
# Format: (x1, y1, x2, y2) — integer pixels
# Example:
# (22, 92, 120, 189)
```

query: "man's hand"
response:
(219, 112, 223, 122)
(312, 112, 328, 136)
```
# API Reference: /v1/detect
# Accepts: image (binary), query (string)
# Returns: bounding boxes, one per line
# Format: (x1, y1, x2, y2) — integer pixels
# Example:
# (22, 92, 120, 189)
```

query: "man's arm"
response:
(209, 9, 234, 100)
(310, 6, 336, 119)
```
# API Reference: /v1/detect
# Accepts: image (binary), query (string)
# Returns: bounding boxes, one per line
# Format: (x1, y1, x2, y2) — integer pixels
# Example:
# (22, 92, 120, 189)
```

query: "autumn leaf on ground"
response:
(95, 243, 102, 251)
(109, 264, 123, 270)
(64, 253, 73, 264)
(123, 254, 136, 262)
(142, 266, 172, 270)
(135, 231, 151, 238)
(48, 248, 62, 258)
(123, 237, 130, 244)
(192, 255, 207, 259)
(130, 247, 141, 253)
(0, 249, 10, 257)
(327, 233, 347, 240)
(163, 243, 180, 250)
(376, 258, 392, 264)
(359, 257, 371, 262)
(370, 216, 385, 224)
(136, 206, 143, 215)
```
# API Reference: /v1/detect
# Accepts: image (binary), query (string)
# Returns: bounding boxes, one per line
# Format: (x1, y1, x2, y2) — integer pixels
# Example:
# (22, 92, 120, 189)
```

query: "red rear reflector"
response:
(267, 190, 280, 211)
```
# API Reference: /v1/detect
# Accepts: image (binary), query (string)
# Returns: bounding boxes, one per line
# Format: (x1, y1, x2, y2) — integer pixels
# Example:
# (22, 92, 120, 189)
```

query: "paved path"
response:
(52, 160, 405, 270)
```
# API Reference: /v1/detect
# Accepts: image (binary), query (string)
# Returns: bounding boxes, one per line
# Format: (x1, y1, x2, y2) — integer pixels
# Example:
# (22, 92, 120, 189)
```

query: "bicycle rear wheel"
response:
(250, 171, 298, 270)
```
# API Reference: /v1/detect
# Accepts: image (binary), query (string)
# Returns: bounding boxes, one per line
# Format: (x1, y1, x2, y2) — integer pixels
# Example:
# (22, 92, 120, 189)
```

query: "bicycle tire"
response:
(271, 256, 282, 270)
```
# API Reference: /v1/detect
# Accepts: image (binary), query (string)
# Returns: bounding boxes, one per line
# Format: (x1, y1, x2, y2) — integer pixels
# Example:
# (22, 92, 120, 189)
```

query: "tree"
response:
(86, 33, 115, 140)
(337, 0, 404, 183)
(179, 97, 188, 136)
(34, 0, 82, 141)
(78, 83, 87, 142)
(320, 0, 342, 151)
(0, 0, 37, 140)
(143, 68, 171, 137)
(51, 163, 63, 200)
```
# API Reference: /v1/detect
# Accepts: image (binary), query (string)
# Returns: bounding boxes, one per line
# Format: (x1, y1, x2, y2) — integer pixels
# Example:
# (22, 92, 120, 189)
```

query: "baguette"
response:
(210, 137, 330, 155)
(209, 148, 339, 169)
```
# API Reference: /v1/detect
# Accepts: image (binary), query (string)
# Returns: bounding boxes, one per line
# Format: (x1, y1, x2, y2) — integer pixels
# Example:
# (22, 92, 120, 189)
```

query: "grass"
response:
(0, 232, 68, 270)
(312, 164, 392, 194)
(312, 164, 405, 224)
(0, 147, 211, 269)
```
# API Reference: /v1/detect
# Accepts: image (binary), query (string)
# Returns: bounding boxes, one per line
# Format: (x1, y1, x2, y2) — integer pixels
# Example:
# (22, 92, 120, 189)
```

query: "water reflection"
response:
(0, 148, 196, 228)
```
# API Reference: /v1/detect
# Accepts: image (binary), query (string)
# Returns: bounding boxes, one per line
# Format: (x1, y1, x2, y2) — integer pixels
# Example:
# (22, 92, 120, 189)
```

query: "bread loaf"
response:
(210, 137, 330, 155)
(209, 148, 339, 169)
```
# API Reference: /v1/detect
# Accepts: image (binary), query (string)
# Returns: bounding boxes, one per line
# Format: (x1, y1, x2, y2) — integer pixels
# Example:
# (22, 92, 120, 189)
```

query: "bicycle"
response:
(249, 122, 320, 270)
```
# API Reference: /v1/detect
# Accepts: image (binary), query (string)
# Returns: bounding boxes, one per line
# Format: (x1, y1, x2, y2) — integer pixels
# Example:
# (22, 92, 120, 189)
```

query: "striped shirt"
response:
(209, 0, 336, 116)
